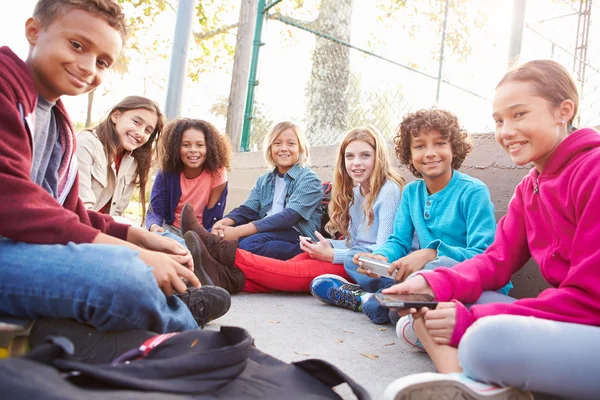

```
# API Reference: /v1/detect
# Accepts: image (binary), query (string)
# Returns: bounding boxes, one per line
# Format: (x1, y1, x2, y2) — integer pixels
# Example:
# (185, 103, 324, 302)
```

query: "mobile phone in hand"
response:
(299, 236, 314, 244)
(357, 255, 393, 277)
(375, 292, 438, 309)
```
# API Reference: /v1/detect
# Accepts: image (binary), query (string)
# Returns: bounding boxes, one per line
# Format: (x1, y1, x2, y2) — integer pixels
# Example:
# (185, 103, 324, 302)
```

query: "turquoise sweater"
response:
(374, 170, 496, 263)
(330, 180, 401, 263)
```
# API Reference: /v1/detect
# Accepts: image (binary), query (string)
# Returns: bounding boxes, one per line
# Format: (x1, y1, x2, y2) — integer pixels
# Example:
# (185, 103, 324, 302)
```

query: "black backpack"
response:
(0, 326, 370, 400)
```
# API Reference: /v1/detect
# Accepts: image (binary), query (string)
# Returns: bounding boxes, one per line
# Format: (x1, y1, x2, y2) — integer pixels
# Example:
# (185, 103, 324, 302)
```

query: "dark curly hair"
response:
(158, 118, 232, 175)
(394, 108, 472, 178)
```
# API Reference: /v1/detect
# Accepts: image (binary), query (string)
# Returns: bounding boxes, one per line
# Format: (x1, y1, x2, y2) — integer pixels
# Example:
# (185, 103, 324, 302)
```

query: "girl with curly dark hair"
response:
(146, 118, 232, 236)
(76, 95, 164, 224)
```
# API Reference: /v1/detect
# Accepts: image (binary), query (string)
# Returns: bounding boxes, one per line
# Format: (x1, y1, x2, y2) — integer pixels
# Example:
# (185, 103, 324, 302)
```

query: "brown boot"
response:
(184, 231, 246, 294)
(183, 231, 214, 286)
(181, 203, 238, 267)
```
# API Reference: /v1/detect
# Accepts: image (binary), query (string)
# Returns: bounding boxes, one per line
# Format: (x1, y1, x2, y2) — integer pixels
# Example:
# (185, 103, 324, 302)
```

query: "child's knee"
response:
(342, 254, 359, 274)
(459, 316, 520, 380)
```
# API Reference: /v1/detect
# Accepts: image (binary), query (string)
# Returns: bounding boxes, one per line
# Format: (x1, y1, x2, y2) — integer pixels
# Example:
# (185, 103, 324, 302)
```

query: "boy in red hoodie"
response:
(0, 0, 229, 334)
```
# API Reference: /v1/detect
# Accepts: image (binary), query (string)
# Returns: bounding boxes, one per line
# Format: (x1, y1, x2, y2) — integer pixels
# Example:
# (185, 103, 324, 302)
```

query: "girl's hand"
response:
(423, 302, 457, 345)
(139, 249, 200, 296)
(149, 224, 165, 233)
(383, 275, 434, 318)
(352, 253, 388, 277)
(390, 248, 437, 283)
(300, 231, 334, 262)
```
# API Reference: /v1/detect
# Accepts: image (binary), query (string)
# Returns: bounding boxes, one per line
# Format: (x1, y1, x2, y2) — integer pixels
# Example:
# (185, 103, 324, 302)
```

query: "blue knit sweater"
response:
(330, 180, 401, 263)
(374, 170, 496, 263)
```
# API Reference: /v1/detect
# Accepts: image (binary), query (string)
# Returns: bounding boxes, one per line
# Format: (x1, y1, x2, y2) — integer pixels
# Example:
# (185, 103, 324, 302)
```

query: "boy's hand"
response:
(353, 253, 388, 277)
(423, 302, 456, 345)
(127, 227, 193, 270)
(149, 224, 165, 233)
(139, 249, 200, 296)
(390, 249, 437, 283)
(211, 218, 236, 237)
(383, 275, 434, 318)
(300, 231, 334, 262)
(218, 223, 257, 241)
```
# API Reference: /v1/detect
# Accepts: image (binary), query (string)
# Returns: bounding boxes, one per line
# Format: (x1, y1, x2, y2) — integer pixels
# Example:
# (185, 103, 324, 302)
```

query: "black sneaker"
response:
(177, 286, 231, 328)
(29, 318, 157, 364)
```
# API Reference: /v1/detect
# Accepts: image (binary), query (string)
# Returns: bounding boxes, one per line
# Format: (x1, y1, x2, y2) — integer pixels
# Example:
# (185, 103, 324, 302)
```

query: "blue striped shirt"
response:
(225, 164, 323, 240)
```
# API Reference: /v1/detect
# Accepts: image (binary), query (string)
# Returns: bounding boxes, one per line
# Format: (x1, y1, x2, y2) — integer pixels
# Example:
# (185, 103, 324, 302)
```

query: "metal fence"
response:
(241, 0, 599, 151)
(522, 0, 599, 128)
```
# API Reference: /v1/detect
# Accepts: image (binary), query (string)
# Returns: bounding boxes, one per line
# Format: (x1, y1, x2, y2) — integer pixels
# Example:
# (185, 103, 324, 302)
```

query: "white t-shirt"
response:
(266, 175, 287, 217)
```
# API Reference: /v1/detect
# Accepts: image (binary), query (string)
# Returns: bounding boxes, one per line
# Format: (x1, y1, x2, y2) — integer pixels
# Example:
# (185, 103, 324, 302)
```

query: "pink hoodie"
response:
(422, 128, 600, 346)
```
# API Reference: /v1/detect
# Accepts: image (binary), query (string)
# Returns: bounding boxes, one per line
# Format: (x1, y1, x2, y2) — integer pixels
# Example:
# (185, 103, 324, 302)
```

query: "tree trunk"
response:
(227, 0, 258, 151)
(86, 90, 95, 128)
(305, 0, 354, 143)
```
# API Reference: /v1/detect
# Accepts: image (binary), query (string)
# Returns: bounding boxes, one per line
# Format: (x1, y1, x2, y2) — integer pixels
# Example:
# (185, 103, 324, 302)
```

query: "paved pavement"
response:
(208, 292, 436, 399)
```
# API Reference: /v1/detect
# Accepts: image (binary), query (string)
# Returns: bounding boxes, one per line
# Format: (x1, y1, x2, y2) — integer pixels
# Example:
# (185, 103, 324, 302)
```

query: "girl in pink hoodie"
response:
(382, 60, 600, 400)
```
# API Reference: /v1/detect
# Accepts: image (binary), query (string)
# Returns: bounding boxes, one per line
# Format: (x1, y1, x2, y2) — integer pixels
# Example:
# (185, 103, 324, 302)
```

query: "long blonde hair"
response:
(326, 127, 405, 239)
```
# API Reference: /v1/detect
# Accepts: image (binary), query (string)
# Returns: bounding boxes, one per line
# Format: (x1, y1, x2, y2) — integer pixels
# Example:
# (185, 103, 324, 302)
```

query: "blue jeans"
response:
(238, 229, 301, 260)
(344, 246, 396, 324)
(0, 238, 198, 333)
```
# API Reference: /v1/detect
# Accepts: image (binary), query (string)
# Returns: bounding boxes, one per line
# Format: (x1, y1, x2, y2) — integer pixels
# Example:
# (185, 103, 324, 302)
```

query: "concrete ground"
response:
(208, 292, 435, 399)
(209, 293, 563, 400)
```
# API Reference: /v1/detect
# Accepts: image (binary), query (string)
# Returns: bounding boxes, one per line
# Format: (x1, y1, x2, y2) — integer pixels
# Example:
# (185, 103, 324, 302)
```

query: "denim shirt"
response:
(225, 164, 323, 240)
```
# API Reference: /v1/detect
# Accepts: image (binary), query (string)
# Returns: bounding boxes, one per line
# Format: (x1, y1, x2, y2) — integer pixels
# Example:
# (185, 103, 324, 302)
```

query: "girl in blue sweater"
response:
(311, 109, 512, 327)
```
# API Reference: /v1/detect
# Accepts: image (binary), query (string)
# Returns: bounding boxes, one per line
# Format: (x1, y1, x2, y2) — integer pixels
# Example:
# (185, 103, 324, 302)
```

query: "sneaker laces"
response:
(180, 290, 209, 328)
(329, 284, 363, 311)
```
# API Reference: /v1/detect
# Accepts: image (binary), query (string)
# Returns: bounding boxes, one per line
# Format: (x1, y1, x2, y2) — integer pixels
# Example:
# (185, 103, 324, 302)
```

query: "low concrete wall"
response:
(226, 133, 550, 299)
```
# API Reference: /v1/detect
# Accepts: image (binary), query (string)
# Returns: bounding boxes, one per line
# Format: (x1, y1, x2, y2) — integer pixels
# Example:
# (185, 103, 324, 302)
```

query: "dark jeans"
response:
(238, 229, 302, 261)
(343, 246, 395, 324)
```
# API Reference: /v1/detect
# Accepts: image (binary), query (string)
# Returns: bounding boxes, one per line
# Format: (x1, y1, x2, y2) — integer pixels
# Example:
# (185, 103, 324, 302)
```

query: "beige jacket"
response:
(76, 130, 137, 217)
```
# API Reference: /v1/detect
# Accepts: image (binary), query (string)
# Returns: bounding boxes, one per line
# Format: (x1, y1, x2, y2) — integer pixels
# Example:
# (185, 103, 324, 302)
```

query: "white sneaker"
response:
(383, 372, 533, 400)
(396, 315, 425, 352)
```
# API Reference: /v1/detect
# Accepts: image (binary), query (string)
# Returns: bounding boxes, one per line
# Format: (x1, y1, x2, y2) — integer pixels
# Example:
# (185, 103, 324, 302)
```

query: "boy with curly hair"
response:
(318, 108, 511, 327)
(0, 0, 230, 338)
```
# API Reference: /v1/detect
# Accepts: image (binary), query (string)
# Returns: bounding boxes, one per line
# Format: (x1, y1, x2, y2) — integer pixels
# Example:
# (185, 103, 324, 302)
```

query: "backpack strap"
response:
(293, 358, 371, 400)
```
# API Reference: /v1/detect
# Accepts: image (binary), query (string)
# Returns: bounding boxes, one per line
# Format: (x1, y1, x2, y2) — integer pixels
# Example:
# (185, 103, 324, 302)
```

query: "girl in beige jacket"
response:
(76, 96, 164, 222)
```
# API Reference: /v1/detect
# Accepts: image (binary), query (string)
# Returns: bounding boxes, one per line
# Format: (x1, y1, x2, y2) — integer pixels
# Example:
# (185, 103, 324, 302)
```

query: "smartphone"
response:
(375, 292, 438, 309)
(357, 256, 393, 277)
(299, 236, 314, 244)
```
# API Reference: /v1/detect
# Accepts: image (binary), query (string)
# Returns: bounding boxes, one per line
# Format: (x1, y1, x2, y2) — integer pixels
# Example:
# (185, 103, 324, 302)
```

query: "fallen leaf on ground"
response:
(337, 338, 344, 343)
(360, 353, 379, 360)
(295, 351, 310, 356)
(377, 328, 388, 332)
(268, 320, 280, 324)
(343, 330, 355, 334)
(384, 342, 396, 346)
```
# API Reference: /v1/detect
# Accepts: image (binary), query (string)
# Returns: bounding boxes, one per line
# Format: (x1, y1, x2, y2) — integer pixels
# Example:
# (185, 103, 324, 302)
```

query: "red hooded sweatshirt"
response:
(422, 128, 600, 345)
(0, 46, 129, 244)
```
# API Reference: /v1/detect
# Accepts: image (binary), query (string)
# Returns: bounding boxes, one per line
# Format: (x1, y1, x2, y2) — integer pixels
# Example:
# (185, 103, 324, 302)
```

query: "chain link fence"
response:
(245, 0, 599, 150)
(522, 0, 600, 129)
